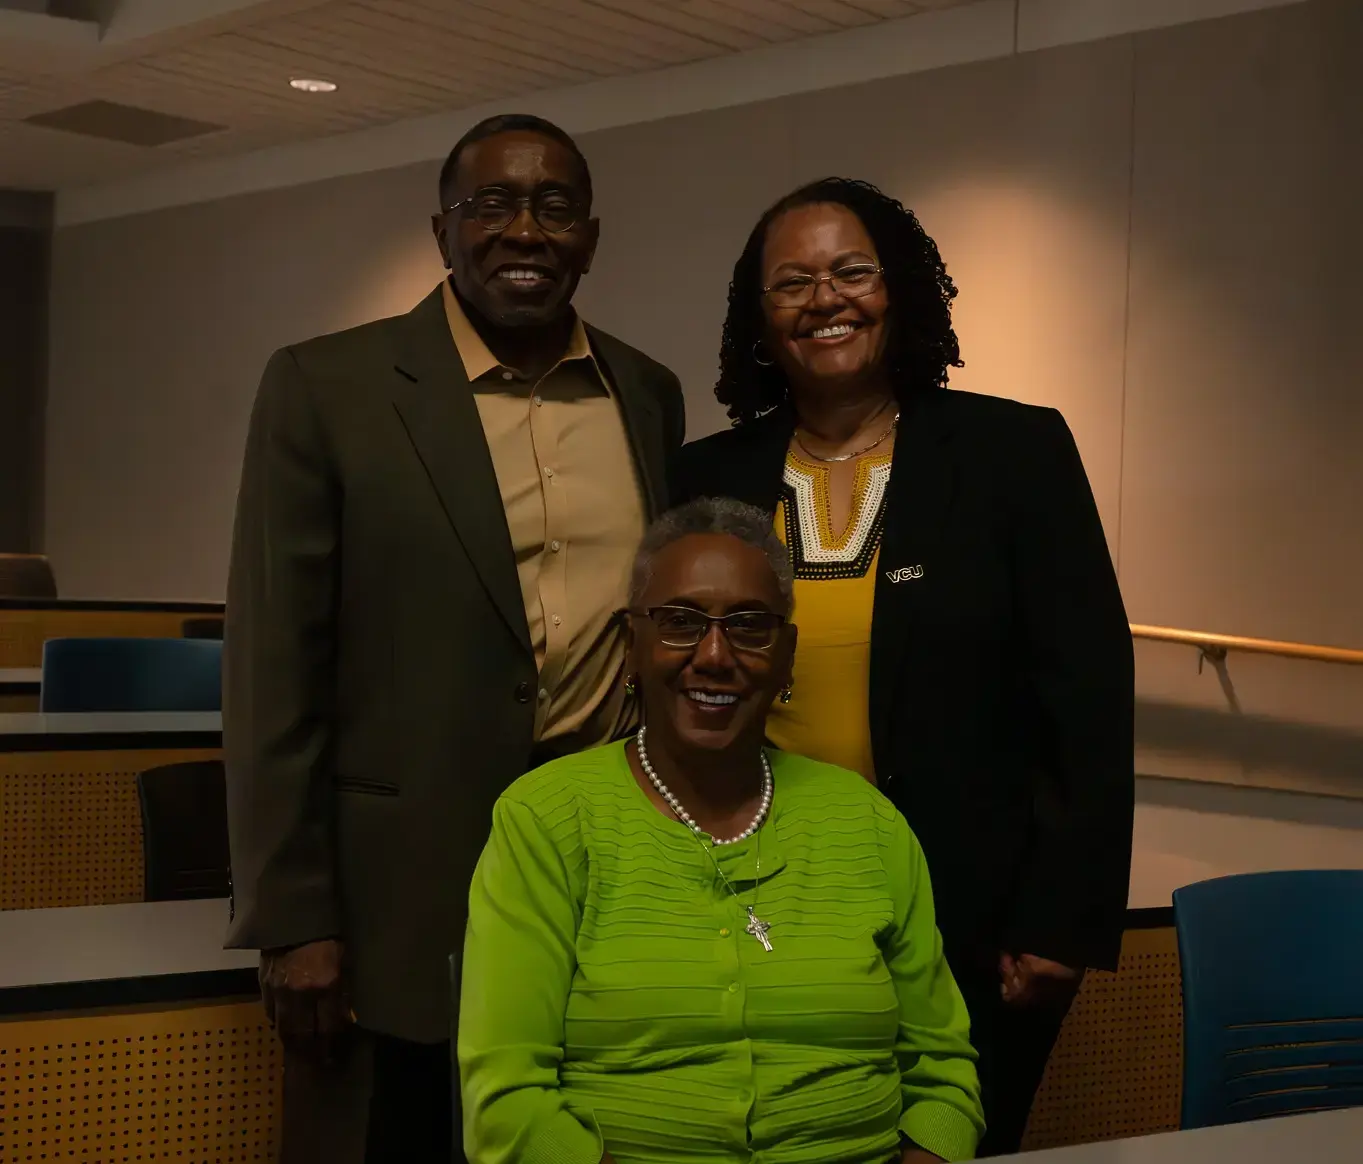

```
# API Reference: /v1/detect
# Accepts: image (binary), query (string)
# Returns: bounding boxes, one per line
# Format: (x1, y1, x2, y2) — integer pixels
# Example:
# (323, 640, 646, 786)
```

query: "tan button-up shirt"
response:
(441, 281, 645, 748)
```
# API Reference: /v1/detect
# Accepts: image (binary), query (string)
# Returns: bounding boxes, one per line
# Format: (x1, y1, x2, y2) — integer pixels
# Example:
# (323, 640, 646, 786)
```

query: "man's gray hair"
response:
(629, 497, 794, 614)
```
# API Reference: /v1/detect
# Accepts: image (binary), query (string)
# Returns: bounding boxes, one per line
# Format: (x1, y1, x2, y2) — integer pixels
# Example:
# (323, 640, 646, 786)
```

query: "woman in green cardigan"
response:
(458, 498, 983, 1164)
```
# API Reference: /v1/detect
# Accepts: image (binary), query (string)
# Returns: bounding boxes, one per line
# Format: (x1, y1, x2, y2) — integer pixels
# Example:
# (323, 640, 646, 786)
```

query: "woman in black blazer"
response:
(674, 178, 1135, 1157)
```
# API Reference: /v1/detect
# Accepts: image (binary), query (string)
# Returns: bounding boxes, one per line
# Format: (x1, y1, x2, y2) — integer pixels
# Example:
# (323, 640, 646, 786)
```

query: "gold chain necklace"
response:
(794, 406, 899, 464)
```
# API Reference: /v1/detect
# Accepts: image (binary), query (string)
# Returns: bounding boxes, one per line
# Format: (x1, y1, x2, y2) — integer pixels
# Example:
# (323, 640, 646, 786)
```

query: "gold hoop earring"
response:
(753, 341, 775, 368)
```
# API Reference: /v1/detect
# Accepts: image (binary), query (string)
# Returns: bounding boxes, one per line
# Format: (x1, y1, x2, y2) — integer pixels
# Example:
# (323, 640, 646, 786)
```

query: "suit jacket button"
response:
(514, 682, 532, 704)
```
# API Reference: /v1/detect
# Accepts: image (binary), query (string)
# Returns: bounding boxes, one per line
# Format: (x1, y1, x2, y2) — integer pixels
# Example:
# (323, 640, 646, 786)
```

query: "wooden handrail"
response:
(1130, 624, 1363, 667)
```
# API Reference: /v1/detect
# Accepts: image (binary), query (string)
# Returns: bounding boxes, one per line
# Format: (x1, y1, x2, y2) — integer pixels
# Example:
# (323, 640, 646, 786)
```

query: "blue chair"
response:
(1173, 870, 1363, 1129)
(40, 637, 222, 712)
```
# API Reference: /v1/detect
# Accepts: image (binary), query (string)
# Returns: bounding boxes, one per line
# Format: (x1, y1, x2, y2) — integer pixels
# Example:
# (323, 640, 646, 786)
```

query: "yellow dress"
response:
(766, 448, 891, 783)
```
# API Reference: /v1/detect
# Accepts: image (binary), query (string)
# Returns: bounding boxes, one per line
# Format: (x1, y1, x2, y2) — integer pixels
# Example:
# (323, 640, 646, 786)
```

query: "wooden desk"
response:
(0, 597, 224, 668)
(0, 899, 254, 997)
(1007, 1108, 1362, 1161)
(0, 709, 222, 750)
(0, 899, 279, 1159)
(1022, 913, 1181, 1151)
(0, 712, 223, 910)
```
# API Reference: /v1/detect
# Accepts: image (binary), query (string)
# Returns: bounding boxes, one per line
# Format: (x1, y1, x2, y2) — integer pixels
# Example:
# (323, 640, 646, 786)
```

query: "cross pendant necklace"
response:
(745, 907, 773, 952)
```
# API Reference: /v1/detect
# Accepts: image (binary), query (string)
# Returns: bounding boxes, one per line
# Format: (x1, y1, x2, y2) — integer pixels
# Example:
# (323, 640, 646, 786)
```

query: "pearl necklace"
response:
(635, 725, 773, 845)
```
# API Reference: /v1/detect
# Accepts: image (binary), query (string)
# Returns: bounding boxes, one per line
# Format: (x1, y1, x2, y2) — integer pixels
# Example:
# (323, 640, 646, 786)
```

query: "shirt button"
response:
(719, 927, 730, 937)
(552, 615, 562, 627)
(550, 540, 561, 553)
(538, 688, 549, 702)
(728, 983, 739, 994)
(533, 395, 543, 407)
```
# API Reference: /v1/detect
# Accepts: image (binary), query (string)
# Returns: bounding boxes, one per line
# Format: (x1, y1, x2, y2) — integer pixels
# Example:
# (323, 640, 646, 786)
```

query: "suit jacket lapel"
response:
(869, 389, 960, 774)
(585, 325, 667, 519)
(878, 389, 960, 570)
(390, 287, 531, 655)
(742, 409, 795, 514)
(692, 408, 793, 513)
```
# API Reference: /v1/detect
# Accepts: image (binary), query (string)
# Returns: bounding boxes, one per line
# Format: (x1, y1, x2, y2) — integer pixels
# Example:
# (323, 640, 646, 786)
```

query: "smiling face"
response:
(434, 129, 598, 328)
(630, 533, 795, 758)
(759, 201, 891, 398)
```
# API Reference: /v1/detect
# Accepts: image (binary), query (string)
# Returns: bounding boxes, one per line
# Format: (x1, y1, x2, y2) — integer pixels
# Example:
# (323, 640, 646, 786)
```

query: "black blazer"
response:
(224, 285, 684, 1041)
(674, 389, 1134, 972)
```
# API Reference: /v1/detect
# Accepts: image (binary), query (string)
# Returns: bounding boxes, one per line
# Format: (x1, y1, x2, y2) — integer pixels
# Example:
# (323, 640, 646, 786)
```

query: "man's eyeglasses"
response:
(627, 605, 786, 652)
(762, 263, 883, 309)
(442, 191, 582, 234)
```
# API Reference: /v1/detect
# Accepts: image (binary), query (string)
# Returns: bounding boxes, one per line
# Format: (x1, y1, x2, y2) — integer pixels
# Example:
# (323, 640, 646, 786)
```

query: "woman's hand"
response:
(999, 951, 1084, 1007)
(900, 1146, 943, 1163)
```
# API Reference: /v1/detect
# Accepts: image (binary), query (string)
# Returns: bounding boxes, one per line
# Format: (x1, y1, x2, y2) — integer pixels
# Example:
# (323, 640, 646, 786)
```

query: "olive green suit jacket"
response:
(223, 284, 684, 1042)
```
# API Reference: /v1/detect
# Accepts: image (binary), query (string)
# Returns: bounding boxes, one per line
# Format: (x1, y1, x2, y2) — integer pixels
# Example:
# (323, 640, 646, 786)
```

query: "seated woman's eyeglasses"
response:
(762, 263, 883, 309)
(443, 191, 581, 234)
(631, 605, 785, 652)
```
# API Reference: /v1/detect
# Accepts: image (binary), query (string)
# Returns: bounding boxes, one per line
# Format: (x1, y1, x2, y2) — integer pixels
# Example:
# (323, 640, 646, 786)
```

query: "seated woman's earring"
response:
(753, 341, 775, 367)
(779, 684, 793, 704)
(624, 674, 638, 698)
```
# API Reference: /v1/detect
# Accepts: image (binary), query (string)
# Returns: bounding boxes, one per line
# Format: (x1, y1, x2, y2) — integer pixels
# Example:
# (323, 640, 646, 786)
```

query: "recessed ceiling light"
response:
(290, 78, 337, 93)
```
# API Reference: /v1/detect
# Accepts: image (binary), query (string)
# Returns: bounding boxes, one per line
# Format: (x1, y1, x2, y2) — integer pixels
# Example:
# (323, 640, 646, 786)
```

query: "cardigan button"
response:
(513, 682, 532, 704)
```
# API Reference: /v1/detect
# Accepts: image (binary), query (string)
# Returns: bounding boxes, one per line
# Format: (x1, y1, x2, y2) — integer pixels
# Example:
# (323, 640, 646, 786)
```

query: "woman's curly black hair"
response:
(715, 177, 962, 427)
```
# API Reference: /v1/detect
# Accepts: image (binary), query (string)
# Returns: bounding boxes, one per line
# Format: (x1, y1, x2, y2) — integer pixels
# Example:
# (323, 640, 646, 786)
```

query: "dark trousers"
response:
(280, 1031, 459, 1163)
(955, 966, 1076, 1157)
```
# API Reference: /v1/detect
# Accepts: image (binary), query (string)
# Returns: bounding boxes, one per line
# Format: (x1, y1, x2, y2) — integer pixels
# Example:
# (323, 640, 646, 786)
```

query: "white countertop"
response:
(0, 710, 222, 736)
(1004, 1108, 1361, 1161)
(0, 667, 41, 685)
(0, 899, 255, 989)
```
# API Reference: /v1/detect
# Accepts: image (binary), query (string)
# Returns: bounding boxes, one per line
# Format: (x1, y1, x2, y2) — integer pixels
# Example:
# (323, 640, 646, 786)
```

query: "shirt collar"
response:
(440, 278, 600, 385)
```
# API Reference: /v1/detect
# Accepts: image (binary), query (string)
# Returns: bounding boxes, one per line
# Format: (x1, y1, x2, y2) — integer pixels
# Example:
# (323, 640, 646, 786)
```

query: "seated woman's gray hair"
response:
(629, 496, 794, 613)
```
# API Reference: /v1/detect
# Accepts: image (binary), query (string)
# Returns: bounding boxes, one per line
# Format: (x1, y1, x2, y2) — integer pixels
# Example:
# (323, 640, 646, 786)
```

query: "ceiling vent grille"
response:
(23, 100, 224, 146)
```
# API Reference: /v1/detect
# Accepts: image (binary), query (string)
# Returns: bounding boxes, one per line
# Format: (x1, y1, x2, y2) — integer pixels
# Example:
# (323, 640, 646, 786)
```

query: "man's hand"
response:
(999, 952, 1085, 1007)
(259, 939, 353, 1061)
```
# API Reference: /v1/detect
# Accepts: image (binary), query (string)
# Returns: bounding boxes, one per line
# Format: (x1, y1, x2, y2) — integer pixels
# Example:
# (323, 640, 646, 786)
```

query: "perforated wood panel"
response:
(1022, 926, 1183, 1150)
(0, 999, 280, 1162)
(0, 609, 220, 669)
(0, 748, 220, 910)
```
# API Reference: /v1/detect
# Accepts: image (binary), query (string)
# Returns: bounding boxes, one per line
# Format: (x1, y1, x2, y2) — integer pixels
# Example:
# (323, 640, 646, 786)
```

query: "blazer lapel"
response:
(869, 389, 960, 775)
(742, 410, 795, 514)
(585, 325, 667, 519)
(694, 408, 793, 513)
(877, 389, 960, 572)
(390, 287, 531, 655)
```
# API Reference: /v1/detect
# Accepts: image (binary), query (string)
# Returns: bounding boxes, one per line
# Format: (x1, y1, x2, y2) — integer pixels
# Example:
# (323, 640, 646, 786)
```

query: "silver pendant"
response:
(745, 907, 773, 952)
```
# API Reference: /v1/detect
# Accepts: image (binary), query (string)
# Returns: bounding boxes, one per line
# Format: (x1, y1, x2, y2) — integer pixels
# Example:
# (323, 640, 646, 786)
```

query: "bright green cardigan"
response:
(458, 741, 983, 1164)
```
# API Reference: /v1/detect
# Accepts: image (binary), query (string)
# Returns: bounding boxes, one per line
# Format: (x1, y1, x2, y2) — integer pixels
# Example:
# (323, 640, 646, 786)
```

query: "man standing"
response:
(223, 114, 684, 1162)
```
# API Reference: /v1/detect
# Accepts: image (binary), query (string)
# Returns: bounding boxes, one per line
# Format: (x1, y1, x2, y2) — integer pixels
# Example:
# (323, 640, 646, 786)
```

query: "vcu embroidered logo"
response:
(885, 565, 924, 583)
